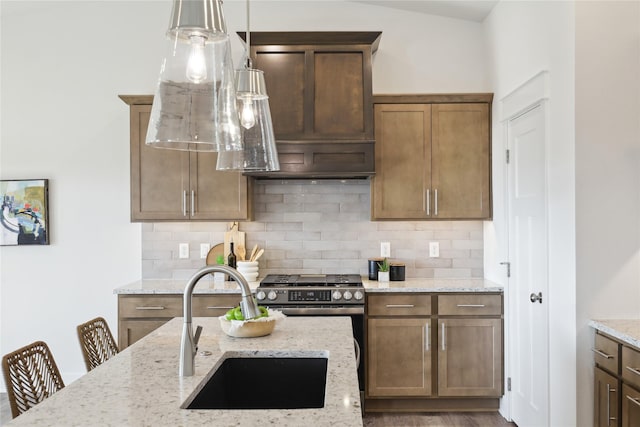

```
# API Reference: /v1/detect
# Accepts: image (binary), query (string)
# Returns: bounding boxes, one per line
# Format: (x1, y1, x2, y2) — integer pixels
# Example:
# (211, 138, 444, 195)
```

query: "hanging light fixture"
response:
(216, 0, 279, 171)
(146, 0, 242, 152)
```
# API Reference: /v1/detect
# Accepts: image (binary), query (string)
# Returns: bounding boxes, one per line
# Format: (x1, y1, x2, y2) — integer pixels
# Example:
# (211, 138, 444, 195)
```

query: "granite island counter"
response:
(5, 316, 362, 427)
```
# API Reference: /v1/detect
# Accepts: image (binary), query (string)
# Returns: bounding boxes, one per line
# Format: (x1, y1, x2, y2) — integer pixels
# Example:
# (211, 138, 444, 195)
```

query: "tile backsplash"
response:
(142, 180, 484, 280)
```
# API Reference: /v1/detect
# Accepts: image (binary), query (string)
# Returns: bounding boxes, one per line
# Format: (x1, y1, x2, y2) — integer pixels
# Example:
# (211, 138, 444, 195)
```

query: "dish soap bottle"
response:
(228, 241, 237, 281)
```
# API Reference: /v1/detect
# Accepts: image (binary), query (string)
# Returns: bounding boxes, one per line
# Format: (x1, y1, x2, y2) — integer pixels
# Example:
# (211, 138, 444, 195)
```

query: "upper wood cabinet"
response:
(371, 94, 492, 220)
(241, 32, 381, 177)
(120, 96, 251, 222)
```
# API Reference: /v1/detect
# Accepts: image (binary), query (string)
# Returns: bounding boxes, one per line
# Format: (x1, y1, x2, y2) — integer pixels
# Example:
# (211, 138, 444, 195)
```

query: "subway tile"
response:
(434, 268, 472, 278)
(142, 231, 172, 241)
(434, 230, 471, 239)
(416, 258, 453, 268)
(377, 222, 417, 231)
(153, 223, 191, 232)
(304, 221, 341, 232)
(286, 250, 322, 260)
(266, 222, 303, 231)
(266, 202, 304, 213)
(254, 193, 284, 203)
(320, 231, 359, 241)
(254, 212, 285, 222)
(321, 250, 360, 259)
(266, 259, 304, 269)
(452, 240, 484, 250)
(304, 203, 340, 213)
(264, 240, 303, 251)
(410, 268, 435, 278)
(285, 231, 321, 241)
(453, 258, 484, 268)
(188, 222, 227, 232)
(283, 212, 323, 222)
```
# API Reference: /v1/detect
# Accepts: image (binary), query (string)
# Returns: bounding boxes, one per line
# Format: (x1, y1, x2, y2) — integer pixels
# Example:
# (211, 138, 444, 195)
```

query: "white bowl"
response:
(218, 309, 285, 338)
(237, 261, 259, 268)
(240, 272, 259, 282)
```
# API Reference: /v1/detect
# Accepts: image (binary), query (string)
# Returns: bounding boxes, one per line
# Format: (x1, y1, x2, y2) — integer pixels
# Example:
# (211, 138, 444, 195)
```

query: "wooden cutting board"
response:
(223, 222, 245, 261)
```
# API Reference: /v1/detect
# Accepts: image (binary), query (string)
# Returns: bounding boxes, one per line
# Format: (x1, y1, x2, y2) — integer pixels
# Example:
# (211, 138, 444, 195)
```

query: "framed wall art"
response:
(0, 179, 49, 246)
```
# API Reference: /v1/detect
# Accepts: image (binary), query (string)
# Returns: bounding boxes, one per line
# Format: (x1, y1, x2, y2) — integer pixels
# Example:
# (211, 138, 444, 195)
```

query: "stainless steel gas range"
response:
(256, 274, 365, 391)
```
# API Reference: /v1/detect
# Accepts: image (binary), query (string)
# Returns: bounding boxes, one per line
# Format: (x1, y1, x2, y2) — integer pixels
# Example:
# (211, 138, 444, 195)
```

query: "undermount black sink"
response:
(184, 357, 328, 410)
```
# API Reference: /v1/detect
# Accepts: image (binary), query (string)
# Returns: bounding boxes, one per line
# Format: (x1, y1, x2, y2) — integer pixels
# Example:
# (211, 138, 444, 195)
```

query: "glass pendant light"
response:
(216, 0, 279, 171)
(146, 0, 242, 152)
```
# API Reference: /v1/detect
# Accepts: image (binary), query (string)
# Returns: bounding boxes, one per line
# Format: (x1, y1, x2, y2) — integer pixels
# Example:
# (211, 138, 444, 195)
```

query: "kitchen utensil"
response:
(205, 243, 224, 266)
(253, 248, 264, 261)
(249, 244, 258, 262)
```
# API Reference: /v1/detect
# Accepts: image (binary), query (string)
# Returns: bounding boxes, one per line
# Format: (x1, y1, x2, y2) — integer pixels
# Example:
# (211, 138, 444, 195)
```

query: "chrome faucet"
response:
(179, 265, 261, 376)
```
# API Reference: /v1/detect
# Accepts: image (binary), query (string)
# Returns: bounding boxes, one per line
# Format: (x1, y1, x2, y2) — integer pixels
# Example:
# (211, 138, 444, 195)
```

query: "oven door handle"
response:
(266, 306, 365, 315)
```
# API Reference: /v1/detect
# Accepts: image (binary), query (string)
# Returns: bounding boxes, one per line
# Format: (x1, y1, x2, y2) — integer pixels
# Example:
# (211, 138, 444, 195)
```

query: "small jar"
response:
(389, 263, 406, 281)
(368, 258, 384, 280)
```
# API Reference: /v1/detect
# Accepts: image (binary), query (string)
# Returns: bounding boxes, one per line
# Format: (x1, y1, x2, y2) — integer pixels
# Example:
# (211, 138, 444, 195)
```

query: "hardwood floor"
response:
(1, 391, 516, 427)
(363, 412, 517, 427)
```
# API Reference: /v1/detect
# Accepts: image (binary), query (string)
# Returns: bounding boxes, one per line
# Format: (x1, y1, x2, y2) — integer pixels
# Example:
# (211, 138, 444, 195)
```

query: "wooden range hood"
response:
(239, 31, 382, 179)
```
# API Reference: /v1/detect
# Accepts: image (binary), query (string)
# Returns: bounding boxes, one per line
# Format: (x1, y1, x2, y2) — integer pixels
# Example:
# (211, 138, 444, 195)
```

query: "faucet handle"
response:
(194, 325, 203, 348)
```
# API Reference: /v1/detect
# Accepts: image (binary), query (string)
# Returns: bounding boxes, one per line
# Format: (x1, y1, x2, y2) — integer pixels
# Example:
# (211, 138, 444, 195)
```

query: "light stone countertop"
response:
(114, 277, 502, 295)
(589, 319, 640, 349)
(5, 317, 362, 427)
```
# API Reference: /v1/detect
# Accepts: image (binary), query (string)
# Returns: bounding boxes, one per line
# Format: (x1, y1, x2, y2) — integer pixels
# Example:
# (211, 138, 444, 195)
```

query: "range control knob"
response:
(354, 290, 364, 301)
(332, 290, 342, 300)
(267, 291, 278, 301)
(256, 291, 266, 301)
(343, 291, 353, 301)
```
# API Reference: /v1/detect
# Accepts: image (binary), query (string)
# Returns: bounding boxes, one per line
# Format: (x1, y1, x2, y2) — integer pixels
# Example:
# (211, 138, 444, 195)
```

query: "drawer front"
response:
(623, 345, 640, 389)
(438, 294, 502, 316)
(367, 294, 431, 316)
(193, 294, 240, 317)
(594, 333, 620, 374)
(119, 295, 182, 318)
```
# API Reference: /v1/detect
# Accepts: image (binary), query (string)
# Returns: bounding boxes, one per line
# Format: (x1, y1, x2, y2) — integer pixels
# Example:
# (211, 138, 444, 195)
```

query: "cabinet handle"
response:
(182, 191, 187, 217)
(607, 383, 616, 426)
(626, 366, 640, 376)
(626, 395, 640, 408)
(591, 348, 614, 359)
(441, 322, 446, 351)
(434, 189, 438, 216)
(135, 306, 165, 310)
(426, 189, 430, 215)
(206, 306, 234, 310)
(425, 323, 430, 352)
(456, 304, 486, 308)
(191, 190, 195, 216)
(385, 304, 414, 308)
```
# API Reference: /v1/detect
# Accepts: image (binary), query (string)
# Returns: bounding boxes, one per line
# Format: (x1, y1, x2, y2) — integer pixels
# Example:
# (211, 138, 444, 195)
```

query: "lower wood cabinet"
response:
(595, 366, 619, 427)
(367, 318, 432, 397)
(365, 292, 503, 412)
(438, 318, 502, 397)
(622, 384, 640, 427)
(117, 294, 240, 349)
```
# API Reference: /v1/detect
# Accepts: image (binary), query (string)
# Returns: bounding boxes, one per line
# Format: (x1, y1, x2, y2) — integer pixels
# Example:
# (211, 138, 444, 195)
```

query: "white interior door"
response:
(507, 104, 549, 427)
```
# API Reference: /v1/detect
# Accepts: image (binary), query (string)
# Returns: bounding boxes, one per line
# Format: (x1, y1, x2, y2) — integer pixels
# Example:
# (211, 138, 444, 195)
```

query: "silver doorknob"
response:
(530, 292, 543, 303)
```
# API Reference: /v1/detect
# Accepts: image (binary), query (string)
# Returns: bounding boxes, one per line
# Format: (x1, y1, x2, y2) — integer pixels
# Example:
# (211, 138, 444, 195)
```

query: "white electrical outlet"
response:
(200, 243, 210, 259)
(179, 243, 189, 259)
(380, 242, 391, 257)
(429, 242, 440, 258)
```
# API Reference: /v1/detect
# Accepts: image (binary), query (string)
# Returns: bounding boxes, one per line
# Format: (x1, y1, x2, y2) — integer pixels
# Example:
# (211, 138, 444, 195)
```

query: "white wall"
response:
(575, 2, 640, 426)
(0, 1, 488, 390)
(483, 1, 576, 425)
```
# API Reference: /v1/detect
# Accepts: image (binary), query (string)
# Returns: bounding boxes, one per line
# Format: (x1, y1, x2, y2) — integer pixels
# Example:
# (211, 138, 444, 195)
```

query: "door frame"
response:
(499, 70, 551, 424)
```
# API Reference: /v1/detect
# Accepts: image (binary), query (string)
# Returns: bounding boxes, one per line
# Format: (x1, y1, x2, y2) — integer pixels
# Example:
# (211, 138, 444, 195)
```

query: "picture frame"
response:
(0, 179, 50, 246)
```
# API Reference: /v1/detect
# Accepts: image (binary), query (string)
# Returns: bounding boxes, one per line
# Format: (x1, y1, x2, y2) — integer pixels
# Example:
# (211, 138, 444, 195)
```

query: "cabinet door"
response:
(595, 367, 619, 427)
(130, 104, 189, 221)
(622, 384, 640, 427)
(367, 318, 432, 397)
(371, 104, 432, 219)
(128, 103, 251, 221)
(438, 318, 502, 396)
(118, 319, 170, 350)
(431, 103, 491, 219)
(189, 152, 251, 220)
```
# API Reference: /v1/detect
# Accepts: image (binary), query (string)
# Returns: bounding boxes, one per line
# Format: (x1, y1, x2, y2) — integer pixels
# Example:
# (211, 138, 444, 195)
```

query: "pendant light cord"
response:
(245, 0, 252, 69)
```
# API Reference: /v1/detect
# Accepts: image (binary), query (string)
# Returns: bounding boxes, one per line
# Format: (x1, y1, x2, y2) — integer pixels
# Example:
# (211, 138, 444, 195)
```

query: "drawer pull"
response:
(441, 322, 446, 351)
(386, 304, 415, 308)
(591, 348, 614, 359)
(607, 384, 616, 426)
(206, 306, 234, 310)
(626, 366, 640, 376)
(456, 304, 486, 308)
(135, 306, 165, 310)
(627, 395, 640, 408)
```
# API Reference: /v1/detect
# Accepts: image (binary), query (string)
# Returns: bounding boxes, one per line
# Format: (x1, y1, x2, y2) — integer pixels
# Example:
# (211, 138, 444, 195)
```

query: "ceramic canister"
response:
(389, 263, 406, 281)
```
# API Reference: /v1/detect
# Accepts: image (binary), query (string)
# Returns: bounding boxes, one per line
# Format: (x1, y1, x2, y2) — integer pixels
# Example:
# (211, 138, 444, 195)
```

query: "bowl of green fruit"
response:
(219, 305, 285, 338)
